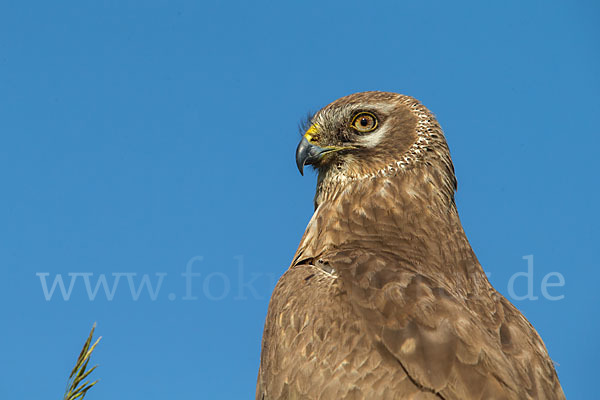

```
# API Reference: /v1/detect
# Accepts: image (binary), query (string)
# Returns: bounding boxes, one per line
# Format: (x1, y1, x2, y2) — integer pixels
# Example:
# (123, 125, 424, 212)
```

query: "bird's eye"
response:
(351, 112, 378, 133)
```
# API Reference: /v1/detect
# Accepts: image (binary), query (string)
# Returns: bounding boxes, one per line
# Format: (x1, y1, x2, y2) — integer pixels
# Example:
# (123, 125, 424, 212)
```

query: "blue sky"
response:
(0, 1, 597, 398)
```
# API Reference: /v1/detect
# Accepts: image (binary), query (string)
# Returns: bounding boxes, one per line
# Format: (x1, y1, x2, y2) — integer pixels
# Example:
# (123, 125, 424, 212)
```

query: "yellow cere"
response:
(304, 124, 319, 142)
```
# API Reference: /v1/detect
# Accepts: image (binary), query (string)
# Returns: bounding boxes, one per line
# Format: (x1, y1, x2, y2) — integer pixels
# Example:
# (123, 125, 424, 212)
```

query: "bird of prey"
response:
(257, 91, 564, 400)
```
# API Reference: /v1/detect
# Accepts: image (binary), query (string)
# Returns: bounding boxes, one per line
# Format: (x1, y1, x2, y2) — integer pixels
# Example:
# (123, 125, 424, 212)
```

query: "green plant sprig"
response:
(63, 323, 101, 400)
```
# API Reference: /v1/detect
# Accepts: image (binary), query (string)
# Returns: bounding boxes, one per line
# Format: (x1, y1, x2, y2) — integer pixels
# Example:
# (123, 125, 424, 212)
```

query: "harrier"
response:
(257, 91, 564, 399)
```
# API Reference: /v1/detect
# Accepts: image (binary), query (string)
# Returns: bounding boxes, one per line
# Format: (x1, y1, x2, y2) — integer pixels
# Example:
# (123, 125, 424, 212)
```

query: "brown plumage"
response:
(257, 91, 564, 399)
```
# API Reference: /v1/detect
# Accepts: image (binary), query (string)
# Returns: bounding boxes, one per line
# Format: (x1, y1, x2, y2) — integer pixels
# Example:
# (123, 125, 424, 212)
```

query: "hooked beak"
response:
(295, 136, 329, 176)
(295, 124, 355, 175)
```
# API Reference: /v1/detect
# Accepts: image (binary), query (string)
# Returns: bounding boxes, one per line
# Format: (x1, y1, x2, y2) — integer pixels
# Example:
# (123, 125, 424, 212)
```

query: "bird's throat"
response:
(293, 167, 478, 282)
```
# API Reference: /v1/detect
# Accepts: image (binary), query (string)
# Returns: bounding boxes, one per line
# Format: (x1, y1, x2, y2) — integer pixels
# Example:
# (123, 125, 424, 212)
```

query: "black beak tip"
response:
(295, 137, 311, 176)
(295, 136, 328, 176)
(295, 152, 305, 176)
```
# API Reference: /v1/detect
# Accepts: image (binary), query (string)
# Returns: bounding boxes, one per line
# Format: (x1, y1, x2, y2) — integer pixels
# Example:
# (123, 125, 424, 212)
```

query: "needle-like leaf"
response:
(63, 324, 101, 400)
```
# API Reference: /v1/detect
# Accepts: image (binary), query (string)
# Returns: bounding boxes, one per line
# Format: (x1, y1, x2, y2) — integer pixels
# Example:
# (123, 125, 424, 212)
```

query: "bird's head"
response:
(296, 91, 455, 191)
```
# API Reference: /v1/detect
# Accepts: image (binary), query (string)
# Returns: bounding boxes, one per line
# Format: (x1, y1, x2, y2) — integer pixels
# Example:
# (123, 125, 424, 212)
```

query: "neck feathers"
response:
(294, 162, 480, 284)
